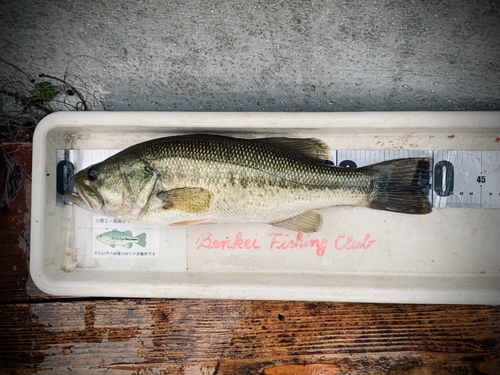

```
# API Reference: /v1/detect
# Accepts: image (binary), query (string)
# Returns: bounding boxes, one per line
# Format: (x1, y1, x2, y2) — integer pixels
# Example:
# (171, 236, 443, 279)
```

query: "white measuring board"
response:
(57, 149, 500, 209)
(31, 112, 500, 304)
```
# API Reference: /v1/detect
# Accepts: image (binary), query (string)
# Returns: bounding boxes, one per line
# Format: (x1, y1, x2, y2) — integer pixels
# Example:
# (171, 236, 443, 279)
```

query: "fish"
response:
(95, 229, 147, 249)
(66, 134, 432, 233)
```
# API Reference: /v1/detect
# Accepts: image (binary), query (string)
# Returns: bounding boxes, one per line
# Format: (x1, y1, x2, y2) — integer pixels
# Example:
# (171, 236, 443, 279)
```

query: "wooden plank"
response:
(0, 143, 51, 302)
(0, 299, 498, 374)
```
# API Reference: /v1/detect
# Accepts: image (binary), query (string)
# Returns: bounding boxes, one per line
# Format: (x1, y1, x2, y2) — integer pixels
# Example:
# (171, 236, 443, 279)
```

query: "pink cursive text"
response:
(268, 232, 328, 257)
(196, 232, 260, 250)
(334, 233, 376, 250)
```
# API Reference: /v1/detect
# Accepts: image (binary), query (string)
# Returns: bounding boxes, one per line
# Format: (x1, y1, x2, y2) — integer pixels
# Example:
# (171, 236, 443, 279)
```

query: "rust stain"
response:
(264, 364, 341, 375)
(475, 358, 500, 375)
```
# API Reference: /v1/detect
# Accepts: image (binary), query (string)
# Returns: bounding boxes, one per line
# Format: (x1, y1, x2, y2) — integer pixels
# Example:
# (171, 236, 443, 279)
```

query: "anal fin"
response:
(270, 210, 323, 233)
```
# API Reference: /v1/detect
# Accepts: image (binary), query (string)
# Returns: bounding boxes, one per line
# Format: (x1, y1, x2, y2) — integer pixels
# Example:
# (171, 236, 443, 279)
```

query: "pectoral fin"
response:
(270, 210, 323, 233)
(157, 188, 212, 213)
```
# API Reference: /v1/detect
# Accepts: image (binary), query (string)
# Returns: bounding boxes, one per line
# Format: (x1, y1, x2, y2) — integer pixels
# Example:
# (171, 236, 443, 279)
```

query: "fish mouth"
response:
(65, 190, 89, 209)
(65, 185, 104, 212)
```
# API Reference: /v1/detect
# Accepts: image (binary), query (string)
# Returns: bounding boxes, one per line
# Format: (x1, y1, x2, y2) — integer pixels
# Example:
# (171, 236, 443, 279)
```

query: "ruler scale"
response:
(56, 149, 500, 209)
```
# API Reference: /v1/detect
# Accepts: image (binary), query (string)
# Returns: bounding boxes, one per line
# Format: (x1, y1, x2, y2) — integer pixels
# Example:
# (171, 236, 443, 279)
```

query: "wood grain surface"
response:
(0, 142, 47, 303)
(1, 300, 499, 374)
(0, 143, 499, 374)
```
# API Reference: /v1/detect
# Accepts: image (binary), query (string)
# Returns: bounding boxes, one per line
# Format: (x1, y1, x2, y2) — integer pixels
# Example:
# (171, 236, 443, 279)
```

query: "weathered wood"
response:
(0, 143, 50, 302)
(0, 145, 22, 208)
(0, 299, 498, 374)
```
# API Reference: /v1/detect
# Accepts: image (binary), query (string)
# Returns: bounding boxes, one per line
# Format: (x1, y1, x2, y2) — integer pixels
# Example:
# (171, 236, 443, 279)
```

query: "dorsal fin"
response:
(258, 137, 333, 162)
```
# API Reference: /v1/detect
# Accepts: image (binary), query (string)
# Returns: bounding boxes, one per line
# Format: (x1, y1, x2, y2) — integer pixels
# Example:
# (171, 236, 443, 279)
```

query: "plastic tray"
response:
(31, 111, 500, 304)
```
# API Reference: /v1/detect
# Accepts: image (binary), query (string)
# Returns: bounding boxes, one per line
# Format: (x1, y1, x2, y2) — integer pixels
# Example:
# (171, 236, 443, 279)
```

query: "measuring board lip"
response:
(56, 148, 500, 209)
(33, 110, 500, 133)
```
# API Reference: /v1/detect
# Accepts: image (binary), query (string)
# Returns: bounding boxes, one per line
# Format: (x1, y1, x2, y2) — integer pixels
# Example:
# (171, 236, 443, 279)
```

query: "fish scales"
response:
(135, 136, 371, 221)
(138, 135, 373, 193)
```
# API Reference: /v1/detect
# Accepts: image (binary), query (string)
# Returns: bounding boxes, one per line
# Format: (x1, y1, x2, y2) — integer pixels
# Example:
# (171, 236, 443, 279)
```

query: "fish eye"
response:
(87, 166, 99, 181)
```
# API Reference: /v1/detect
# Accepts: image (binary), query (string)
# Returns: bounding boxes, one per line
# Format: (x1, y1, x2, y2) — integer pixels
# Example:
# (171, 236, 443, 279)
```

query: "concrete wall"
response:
(1, 0, 499, 112)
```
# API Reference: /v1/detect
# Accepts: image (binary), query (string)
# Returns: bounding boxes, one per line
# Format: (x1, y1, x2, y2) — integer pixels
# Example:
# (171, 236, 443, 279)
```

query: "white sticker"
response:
(92, 216, 160, 258)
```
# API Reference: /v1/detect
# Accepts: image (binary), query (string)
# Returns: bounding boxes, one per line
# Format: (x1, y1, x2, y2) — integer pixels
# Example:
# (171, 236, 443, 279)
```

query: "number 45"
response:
(477, 176, 486, 183)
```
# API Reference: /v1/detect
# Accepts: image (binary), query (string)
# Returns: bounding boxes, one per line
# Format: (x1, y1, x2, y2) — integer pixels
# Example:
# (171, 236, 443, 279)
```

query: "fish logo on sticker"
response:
(96, 229, 147, 249)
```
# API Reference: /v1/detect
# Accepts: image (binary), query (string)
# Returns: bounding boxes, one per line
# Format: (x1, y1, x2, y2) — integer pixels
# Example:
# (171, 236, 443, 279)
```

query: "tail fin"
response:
(136, 233, 147, 247)
(362, 158, 432, 214)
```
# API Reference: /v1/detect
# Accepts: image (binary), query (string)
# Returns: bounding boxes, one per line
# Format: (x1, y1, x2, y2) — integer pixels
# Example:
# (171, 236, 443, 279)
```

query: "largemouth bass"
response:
(96, 229, 147, 249)
(66, 134, 431, 233)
